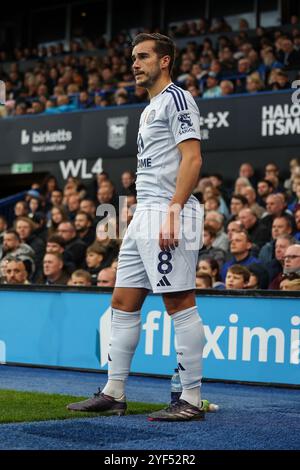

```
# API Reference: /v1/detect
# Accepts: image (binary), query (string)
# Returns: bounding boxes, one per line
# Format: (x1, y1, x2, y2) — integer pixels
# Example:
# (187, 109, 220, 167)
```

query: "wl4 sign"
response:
(59, 158, 103, 180)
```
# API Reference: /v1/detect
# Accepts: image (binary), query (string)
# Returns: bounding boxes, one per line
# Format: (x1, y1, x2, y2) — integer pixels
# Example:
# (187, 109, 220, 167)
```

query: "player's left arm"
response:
(170, 139, 202, 208)
(159, 139, 202, 251)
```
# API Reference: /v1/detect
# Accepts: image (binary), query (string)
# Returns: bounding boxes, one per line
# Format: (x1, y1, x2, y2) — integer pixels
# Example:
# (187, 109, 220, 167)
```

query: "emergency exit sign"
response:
(11, 163, 33, 174)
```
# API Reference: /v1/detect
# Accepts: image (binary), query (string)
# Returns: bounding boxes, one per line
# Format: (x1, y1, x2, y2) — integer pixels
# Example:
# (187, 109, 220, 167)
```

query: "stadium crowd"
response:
(0, 15, 300, 116)
(0, 158, 300, 291)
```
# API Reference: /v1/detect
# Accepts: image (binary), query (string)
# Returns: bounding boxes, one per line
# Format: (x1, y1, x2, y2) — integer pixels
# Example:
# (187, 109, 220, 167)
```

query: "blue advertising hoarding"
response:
(0, 288, 299, 385)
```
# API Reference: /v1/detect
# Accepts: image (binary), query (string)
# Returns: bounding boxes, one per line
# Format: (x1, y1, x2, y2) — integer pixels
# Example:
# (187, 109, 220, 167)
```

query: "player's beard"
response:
(136, 66, 161, 89)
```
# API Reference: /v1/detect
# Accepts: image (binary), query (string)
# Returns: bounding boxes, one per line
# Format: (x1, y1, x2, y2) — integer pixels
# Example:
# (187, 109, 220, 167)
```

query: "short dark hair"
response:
(132, 33, 175, 74)
(47, 234, 65, 247)
(4, 229, 20, 241)
(76, 211, 93, 224)
(231, 194, 249, 206)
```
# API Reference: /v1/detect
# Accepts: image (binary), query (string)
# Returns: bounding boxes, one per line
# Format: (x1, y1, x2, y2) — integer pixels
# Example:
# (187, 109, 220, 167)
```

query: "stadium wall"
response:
(0, 90, 299, 188)
(0, 285, 299, 386)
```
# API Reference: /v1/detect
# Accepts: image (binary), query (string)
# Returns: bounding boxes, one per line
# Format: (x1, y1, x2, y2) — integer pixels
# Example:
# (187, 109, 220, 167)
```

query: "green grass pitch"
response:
(0, 390, 165, 424)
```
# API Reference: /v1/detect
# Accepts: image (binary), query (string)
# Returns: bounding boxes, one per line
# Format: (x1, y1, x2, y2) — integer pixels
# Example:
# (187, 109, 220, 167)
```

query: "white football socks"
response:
(172, 306, 205, 408)
(102, 308, 141, 400)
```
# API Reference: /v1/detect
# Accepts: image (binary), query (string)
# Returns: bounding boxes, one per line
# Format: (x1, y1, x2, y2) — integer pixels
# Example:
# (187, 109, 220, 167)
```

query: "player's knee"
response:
(111, 294, 139, 312)
(163, 291, 196, 315)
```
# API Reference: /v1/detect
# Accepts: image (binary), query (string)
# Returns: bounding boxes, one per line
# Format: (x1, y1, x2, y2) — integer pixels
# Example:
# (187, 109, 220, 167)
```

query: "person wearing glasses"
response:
(283, 244, 300, 279)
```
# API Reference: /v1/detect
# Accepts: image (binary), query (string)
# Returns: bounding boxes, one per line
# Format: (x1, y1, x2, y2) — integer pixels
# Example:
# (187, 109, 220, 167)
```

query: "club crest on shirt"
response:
(146, 109, 156, 124)
(178, 112, 196, 135)
(107, 116, 129, 149)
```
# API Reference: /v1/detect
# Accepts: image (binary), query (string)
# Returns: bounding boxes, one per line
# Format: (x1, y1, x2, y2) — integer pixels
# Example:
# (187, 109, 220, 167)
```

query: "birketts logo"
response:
(20, 128, 73, 152)
(107, 116, 129, 149)
(21, 129, 72, 145)
(21, 130, 30, 145)
(261, 104, 300, 137)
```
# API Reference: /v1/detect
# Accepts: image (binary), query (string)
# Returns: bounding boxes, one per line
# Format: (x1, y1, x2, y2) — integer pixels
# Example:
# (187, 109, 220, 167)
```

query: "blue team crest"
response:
(146, 109, 156, 124)
(178, 112, 193, 130)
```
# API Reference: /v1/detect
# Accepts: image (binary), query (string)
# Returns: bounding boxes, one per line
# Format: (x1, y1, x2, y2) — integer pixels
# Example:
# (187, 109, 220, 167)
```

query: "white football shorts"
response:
(115, 207, 203, 293)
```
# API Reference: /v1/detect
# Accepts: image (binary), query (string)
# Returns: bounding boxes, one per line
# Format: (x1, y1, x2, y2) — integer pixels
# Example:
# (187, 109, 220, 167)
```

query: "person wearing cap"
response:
(203, 72, 222, 98)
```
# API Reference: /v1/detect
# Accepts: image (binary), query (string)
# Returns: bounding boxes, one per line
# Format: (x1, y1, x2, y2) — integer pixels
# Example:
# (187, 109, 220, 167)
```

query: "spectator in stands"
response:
(234, 177, 252, 195)
(267, 234, 295, 289)
(288, 181, 300, 213)
(219, 46, 237, 73)
(78, 91, 94, 109)
(210, 17, 232, 33)
(225, 265, 251, 290)
(57, 221, 87, 268)
(260, 194, 293, 239)
(45, 94, 77, 114)
(237, 208, 269, 249)
(68, 269, 92, 287)
(97, 267, 116, 287)
(269, 70, 290, 91)
(239, 163, 257, 186)
(239, 18, 250, 31)
(48, 189, 63, 211)
(66, 193, 81, 221)
(74, 211, 95, 246)
(264, 162, 281, 183)
(247, 263, 269, 289)
(85, 242, 108, 285)
(284, 158, 300, 193)
(280, 277, 300, 291)
(48, 205, 69, 237)
(257, 179, 275, 207)
(221, 230, 260, 281)
(277, 37, 300, 68)
(0, 229, 35, 274)
(15, 216, 45, 275)
(240, 186, 265, 218)
(130, 86, 148, 104)
(259, 215, 294, 264)
(229, 194, 249, 221)
(97, 181, 119, 214)
(205, 211, 229, 252)
(294, 208, 300, 241)
(40, 175, 59, 209)
(120, 170, 136, 196)
(114, 88, 129, 106)
(220, 80, 234, 96)
(226, 220, 244, 242)
(202, 72, 222, 98)
(283, 244, 300, 278)
(235, 58, 252, 93)
(46, 234, 76, 274)
(197, 257, 225, 289)
(0, 215, 7, 244)
(79, 198, 97, 219)
(38, 252, 69, 285)
(4, 257, 30, 285)
(246, 73, 265, 93)
(198, 224, 226, 266)
(14, 201, 29, 219)
(196, 272, 212, 289)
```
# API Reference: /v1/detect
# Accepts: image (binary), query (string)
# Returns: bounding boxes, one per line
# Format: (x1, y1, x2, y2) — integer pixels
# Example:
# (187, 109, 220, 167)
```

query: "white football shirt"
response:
(135, 82, 201, 210)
